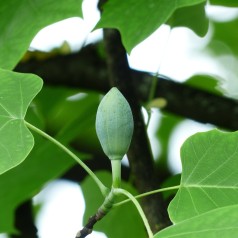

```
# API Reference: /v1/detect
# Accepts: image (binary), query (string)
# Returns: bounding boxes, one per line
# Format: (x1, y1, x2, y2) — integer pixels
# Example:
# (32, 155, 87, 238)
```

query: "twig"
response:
(75, 210, 105, 238)
(76, 189, 115, 237)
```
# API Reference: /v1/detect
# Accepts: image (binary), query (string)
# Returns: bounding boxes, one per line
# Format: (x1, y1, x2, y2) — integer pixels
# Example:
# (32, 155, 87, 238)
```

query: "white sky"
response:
(1, 2, 238, 238)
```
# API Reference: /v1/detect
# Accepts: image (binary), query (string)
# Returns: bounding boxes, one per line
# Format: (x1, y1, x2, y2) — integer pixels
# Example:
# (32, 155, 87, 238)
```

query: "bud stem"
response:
(111, 160, 121, 188)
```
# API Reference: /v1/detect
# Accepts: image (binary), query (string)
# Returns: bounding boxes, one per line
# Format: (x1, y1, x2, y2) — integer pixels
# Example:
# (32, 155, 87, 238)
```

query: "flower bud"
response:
(96, 87, 134, 160)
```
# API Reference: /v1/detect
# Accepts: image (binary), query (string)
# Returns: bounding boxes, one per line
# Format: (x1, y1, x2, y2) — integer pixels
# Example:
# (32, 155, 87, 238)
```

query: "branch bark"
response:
(75, 211, 105, 238)
(15, 44, 238, 131)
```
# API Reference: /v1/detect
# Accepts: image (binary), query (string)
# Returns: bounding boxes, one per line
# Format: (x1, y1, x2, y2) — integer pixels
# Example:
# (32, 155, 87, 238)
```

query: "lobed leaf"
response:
(167, 2, 208, 37)
(97, 0, 206, 53)
(169, 129, 238, 223)
(154, 204, 238, 238)
(0, 69, 42, 174)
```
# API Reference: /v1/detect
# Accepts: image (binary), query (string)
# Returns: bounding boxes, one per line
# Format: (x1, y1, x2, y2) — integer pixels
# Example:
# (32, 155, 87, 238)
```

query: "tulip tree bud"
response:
(96, 87, 134, 161)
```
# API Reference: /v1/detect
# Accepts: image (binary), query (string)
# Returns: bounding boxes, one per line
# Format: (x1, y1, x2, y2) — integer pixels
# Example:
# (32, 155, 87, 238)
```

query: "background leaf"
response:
(35, 87, 102, 153)
(154, 204, 238, 238)
(0, 133, 76, 233)
(97, 0, 206, 53)
(156, 112, 182, 171)
(0, 0, 83, 70)
(0, 69, 42, 174)
(167, 2, 208, 37)
(207, 18, 238, 57)
(0, 87, 99, 233)
(168, 129, 238, 223)
(185, 75, 223, 96)
(210, 0, 238, 7)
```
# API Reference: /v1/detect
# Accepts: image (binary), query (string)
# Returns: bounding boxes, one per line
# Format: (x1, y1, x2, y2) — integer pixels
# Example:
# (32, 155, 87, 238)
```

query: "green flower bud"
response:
(96, 87, 134, 161)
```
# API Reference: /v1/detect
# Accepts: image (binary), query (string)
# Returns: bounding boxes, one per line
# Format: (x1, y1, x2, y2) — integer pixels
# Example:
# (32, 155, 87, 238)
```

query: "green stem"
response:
(114, 185, 180, 207)
(114, 188, 154, 238)
(25, 121, 109, 197)
(146, 74, 159, 128)
(111, 160, 121, 188)
(98, 188, 115, 215)
(146, 29, 171, 129)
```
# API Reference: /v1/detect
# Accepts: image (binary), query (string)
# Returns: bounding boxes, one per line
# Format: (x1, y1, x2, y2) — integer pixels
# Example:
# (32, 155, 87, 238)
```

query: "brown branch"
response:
(75, 210, 105, 238)
(15, 44, 109, 92)
(15, 44, 238, 131)
(153, 78, 238, 130)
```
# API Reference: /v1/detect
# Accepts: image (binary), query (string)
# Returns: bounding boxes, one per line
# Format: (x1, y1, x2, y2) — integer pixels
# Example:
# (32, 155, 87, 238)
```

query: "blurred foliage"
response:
(208, 18, 238, 56)
(0, 0, 83, 70)
(185, 75, 223, 96)
(0, 86, 99, 233)
(210, 0, 238, 6)
(167, 2, 208, 36)
(155, 113, 182, 171)
(97, 0, 207, 52)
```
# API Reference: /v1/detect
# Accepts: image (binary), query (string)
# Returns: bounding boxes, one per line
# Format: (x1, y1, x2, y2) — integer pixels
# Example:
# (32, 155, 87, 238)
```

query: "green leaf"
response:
(0, 0, 83, 70)
(156, 113, 182, 167)
(0, 133, 76, 233)
(210, 0, 238, 7)
(0, 90, 98, 233)
(167, 2, 208, 37)
(185, 75, 223, 96)
(97, 0, 206, 53)
(81, 171, 147, 238)
(0, 69, 42, 174)
(35, 87, 103, 154)
(168, 129, 238, 223)
(154, 204, 238, 238)
(207, 19, 238, 57)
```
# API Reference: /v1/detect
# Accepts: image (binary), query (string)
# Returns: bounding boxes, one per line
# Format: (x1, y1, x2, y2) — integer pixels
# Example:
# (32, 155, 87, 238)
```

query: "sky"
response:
(1, 1, 238, 238)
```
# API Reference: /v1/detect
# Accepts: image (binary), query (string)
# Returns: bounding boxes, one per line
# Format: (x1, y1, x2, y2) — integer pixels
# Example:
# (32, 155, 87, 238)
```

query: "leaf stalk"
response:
(114, 185, 180, 207)
(114, 188, 154, 238)
(25, 121, 109, 197)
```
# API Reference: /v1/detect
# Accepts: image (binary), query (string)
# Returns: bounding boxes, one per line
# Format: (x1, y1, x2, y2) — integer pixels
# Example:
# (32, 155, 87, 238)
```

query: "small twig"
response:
(75, 210, 105, 238)
(76, 189, 115, 237)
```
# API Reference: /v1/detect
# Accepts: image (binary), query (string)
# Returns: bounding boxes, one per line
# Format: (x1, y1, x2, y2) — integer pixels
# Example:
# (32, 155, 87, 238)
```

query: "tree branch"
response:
(15, 44, 238, 131)
(75, 211, 105, 238)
